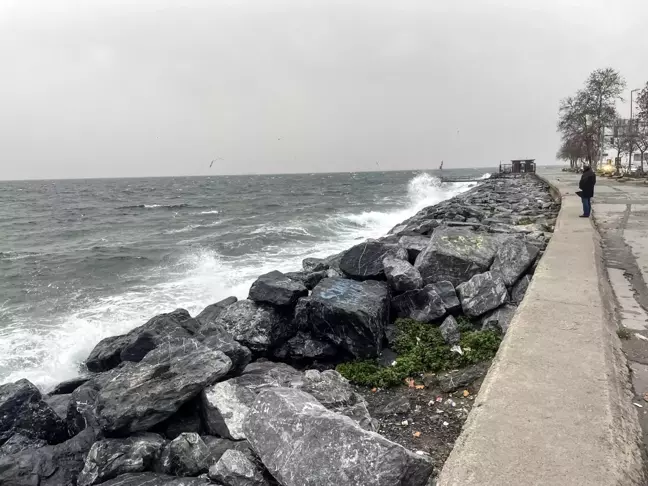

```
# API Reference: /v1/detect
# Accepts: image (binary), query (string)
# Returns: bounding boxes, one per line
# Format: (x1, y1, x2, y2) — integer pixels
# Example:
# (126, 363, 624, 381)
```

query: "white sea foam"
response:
(0, 172, 485, 390)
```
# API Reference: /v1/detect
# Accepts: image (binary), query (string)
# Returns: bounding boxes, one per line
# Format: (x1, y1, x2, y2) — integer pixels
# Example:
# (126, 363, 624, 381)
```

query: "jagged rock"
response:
(243, 387, 433, 486)
(202, 436, 254, 465)
(195, 297, 238, 327)
(86, 309, 198, 372)
(197, 329, 252, 378)
(0, 426, 97, 486)
(414, 227, 500, 286)
(294, 278, 390, 359)
(248, 271, 308, 307)
(44, 393, 70, 421)
(209, 449, 270, 486)
(157, 433, 209, 477)
(213, 300, 293, 356)
(50, 377, 89, 395)
(390, 218, 441, 237)
(93, 340, 231, 435)
(382, 256, 423, 292)
(339, 240, 406, 280)
(511, 274, 532, 303)
(429, 281, 462, 314)
(297, 370, 376, 431)
(0, 433, 46, 456)
(303, 257, 329, 272)
(285, 270, 328, 290)
(391, 285, 446, 323)
(490, 237, 540, 286)
(77, 434, 166, 486)
(481, 304, 517, 334)
(67, 366, 127, 436)
(201, 361, 301, 440)
(398, 235, 430, 262)
(99, 473, 212, 485)
(440, 315, 461, 345)
(457, 272, 508, 317)
(272, 332, 337, 362)
(0, 379, 69, 446)
(438, 362, 490, 393)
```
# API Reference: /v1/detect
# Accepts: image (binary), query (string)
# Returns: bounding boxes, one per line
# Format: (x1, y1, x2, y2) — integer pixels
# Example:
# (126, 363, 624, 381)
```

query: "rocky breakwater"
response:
(0, 174, 558, 486)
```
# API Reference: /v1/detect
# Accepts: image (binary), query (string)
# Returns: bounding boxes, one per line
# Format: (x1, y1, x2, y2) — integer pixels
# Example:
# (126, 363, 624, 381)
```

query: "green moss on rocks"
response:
(336, 318, 502, 387)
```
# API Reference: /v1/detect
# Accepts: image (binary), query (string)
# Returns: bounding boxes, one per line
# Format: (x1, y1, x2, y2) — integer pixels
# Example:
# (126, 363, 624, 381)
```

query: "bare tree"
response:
(635, 122, 648, 174)
(637, 82, 648, 123)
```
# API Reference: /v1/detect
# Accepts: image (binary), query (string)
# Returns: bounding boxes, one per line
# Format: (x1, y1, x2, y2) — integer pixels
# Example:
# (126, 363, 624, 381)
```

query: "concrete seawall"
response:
(438, 172, 646, 485)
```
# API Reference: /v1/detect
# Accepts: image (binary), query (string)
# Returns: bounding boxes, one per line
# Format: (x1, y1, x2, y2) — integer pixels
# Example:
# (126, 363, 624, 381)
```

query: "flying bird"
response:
(209, 157, 223, 168)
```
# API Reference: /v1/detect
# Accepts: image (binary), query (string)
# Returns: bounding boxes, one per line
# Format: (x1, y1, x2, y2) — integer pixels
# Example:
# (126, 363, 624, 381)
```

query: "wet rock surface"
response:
(294, 278, 390, 359)
(244, 387, 434, 486)
(248, 271, 308, 307)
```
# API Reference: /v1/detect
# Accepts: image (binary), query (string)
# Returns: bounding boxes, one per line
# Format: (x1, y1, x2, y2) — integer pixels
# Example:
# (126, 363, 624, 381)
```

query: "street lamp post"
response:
(629, 89, 641, 172)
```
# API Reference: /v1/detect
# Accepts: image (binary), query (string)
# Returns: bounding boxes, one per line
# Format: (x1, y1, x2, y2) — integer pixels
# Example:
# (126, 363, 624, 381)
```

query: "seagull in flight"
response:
(210, 157, 223, 168)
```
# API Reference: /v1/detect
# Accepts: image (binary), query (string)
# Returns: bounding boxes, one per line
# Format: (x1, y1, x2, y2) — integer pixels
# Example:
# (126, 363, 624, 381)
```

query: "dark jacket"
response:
(579, 168, 596, 198)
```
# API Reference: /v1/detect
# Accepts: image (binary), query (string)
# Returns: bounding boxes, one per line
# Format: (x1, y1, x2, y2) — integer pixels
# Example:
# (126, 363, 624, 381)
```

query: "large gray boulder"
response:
(44, 393, 71, 421)
(297, 369, 376, 431)
(243, 388, 433, 486)
(391, 285, 446, 323)
(99, 473, 212, 485)
(490, 237, 539, 286)
(414, 227, 500, 286)
(201, 361, 301, 440)
(248, 271, 308, 307)
(208, 449, 270, 486)
(382, 256, 423, 292)
(213, 300, 293, 356)
(195, 297, 238, 327)
(157, 433, 210, 476)
(93, 340, 232, 435)
(457, 272, 508, 317)
(339, 240, 407, 280)
(398, 235, 430, 262)
(198, 331, 252, 378)
(293, 278, 390, 359)
(0, 427, 97, 486)
(481, 304, 517, 334)
(429, 281, 462, 314)
(86, 309, 199, 372)
(0, 379, 68, 446)
(77, 434, 166, 486)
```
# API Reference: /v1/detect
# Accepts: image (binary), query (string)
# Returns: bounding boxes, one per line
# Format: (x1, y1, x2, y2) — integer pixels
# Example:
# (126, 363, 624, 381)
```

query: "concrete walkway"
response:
(438, 168, 645, 486)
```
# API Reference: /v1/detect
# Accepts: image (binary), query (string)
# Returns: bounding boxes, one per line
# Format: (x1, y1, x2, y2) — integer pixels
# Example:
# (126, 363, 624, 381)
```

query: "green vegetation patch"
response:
(336, 318, 502, 388)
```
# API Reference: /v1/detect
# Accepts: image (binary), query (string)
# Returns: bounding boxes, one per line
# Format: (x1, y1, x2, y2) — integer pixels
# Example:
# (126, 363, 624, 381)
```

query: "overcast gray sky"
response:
(0, 0, 646, 179)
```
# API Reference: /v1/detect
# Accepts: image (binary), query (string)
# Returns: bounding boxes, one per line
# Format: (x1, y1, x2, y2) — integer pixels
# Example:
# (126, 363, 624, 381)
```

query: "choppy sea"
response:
(0, 169, 492, 389)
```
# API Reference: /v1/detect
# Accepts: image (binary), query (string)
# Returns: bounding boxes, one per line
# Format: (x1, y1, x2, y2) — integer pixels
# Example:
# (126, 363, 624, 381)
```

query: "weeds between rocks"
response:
(336, 318, 501, 388)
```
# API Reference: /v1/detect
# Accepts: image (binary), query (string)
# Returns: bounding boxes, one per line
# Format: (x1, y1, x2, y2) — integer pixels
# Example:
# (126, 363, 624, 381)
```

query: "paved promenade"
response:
(438, 168, 645, 486)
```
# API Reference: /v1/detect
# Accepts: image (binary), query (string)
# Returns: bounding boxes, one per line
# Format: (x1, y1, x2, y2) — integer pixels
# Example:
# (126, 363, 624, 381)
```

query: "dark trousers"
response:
(581, 197, 591, 217)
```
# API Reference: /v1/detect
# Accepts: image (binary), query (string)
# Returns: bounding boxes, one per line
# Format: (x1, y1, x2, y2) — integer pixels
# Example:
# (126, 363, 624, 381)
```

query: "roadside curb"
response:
(437, 173, 645, 485)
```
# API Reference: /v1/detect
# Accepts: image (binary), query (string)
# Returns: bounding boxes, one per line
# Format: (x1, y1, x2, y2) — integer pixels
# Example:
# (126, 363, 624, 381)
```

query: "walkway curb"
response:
(437, 173, 645, 486)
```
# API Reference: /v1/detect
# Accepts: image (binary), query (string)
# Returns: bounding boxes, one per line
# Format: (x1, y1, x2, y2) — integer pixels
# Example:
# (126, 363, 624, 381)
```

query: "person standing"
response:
(578, 165, 596, 218)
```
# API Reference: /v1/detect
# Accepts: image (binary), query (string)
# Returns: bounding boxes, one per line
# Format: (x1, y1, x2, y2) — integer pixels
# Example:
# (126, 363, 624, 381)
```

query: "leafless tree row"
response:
(557, 68, 648, 173)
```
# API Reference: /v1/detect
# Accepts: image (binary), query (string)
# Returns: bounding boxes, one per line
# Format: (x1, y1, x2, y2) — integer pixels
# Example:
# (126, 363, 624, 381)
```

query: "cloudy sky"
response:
(1, 0, 646, 179)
